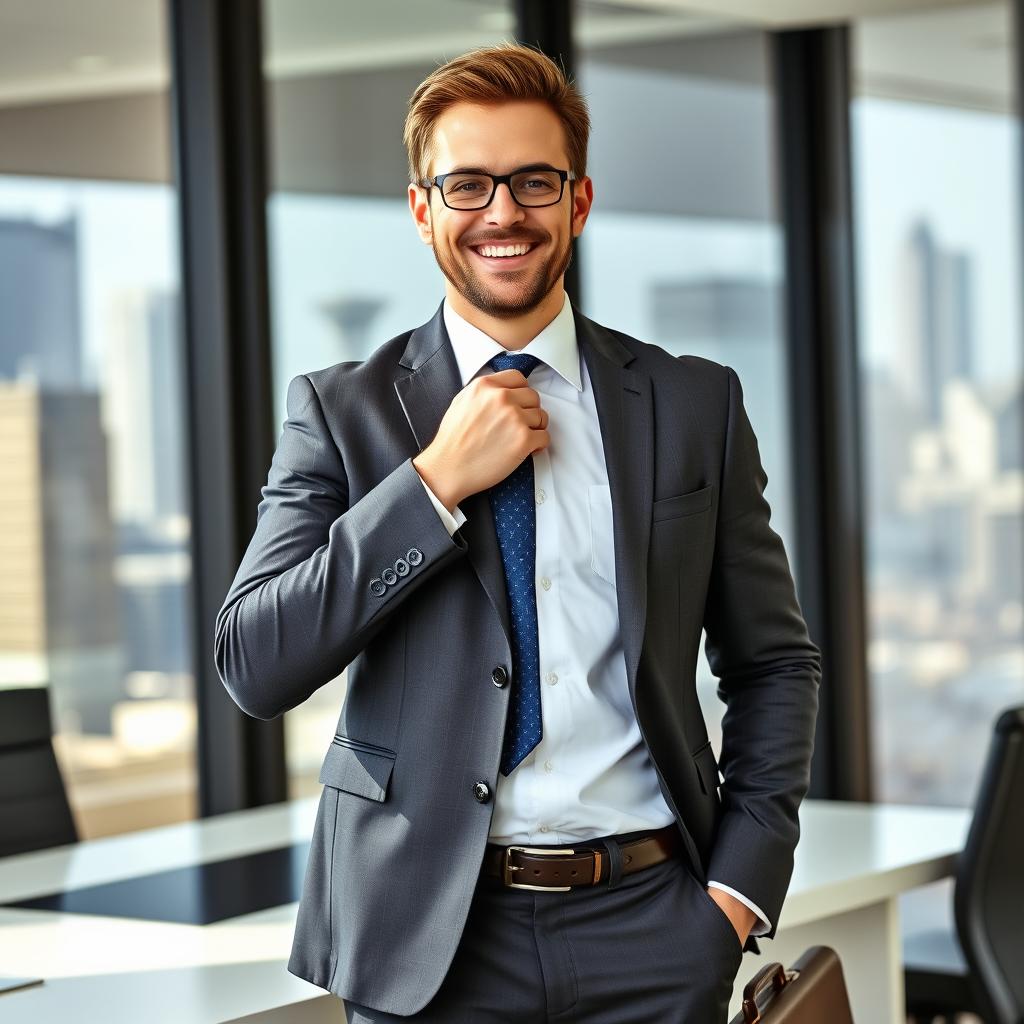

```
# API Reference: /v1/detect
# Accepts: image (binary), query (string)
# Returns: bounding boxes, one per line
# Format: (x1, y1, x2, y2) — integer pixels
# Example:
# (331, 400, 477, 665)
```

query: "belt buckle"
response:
(502, 845, 577, 891)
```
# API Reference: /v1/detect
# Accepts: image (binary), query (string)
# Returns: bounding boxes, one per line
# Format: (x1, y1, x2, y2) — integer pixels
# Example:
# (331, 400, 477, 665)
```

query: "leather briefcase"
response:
(728, 945, 855, 1023)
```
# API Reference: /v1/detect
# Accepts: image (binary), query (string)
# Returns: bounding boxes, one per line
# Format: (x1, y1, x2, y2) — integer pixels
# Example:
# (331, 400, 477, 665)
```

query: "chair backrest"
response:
(953, 704, 1024, 1024)
(0, 688, 78, 858)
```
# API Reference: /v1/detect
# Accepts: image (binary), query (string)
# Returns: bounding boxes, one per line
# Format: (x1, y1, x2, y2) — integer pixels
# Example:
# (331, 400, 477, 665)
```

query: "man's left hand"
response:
(706, 887, 756, 947)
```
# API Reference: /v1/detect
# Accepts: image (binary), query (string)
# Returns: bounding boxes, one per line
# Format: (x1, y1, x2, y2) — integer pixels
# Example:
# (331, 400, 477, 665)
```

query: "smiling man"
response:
(216, 40, 821, 1024)
(411, 99, 577, 349)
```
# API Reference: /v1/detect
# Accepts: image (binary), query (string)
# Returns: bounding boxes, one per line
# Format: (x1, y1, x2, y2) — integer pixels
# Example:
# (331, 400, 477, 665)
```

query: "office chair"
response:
(903, 704, 1024, 1024)
(0, 687, 78, 857)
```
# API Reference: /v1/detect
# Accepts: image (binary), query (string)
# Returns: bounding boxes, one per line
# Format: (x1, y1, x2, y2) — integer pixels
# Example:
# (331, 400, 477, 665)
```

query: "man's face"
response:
(408, 100, 592, 319)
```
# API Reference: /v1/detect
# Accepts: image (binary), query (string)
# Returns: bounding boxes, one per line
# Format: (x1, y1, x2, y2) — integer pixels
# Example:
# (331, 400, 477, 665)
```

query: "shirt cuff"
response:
(415, 469, 467, 536)
(707, 880, 772, 937)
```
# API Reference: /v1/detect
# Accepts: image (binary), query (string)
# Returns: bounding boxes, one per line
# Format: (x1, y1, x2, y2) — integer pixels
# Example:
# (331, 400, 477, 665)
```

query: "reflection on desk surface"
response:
(1, 841, 311, 925)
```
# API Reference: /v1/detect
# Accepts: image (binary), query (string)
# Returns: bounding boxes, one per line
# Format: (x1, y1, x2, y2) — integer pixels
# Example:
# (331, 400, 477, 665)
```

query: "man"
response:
(215, 41, 820, 1023)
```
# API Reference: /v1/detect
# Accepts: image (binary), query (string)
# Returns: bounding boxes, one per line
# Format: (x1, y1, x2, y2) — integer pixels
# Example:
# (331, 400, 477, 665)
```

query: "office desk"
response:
(0, 798, 970, 1023)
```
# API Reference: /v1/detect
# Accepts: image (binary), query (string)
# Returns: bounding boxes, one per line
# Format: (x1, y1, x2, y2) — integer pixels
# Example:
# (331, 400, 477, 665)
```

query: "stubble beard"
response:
(430, 230, 574, 321)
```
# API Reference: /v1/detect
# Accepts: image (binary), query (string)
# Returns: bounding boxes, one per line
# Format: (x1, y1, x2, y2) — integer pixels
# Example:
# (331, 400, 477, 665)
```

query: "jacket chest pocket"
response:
(649, 483, 716, 575)
(652, 483, 713, 523)
(318, 734, 396, 802)
(590, 482, 715, 585)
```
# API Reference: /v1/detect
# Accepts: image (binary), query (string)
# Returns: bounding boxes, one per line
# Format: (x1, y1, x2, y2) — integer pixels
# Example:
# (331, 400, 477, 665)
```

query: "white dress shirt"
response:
(412, 290, 770, 936)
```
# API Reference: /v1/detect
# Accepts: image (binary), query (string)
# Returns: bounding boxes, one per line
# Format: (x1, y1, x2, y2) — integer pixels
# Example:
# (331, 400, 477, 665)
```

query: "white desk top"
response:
(0, 798, 972, 1024)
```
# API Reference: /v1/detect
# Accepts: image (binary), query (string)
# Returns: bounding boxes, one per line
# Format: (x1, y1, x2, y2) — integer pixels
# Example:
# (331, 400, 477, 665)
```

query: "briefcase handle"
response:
(738, 962, 800, 1023)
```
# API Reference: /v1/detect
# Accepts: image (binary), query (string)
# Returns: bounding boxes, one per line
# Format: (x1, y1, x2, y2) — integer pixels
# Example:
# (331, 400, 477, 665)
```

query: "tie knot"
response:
(489, 352, 542, 378)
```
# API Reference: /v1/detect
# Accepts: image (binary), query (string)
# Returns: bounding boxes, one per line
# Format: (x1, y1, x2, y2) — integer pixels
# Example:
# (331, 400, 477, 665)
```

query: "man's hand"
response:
(706, 887, 756, 947)
(413, 368, 550, 513)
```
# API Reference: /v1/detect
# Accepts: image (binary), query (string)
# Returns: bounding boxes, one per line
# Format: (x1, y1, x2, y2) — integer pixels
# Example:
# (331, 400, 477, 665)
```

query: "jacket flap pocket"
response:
(692, 740, 721, 796)
(652, 483, 713, 523)
(319, 737, 396, 801)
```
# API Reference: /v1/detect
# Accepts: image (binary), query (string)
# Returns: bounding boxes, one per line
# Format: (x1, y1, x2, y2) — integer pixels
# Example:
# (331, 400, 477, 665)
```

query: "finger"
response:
(492, 368, 531, 385)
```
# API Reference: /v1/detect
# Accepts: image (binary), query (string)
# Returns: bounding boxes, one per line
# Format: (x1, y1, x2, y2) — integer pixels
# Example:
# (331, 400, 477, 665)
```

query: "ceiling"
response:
(0, 0, 1012, 111)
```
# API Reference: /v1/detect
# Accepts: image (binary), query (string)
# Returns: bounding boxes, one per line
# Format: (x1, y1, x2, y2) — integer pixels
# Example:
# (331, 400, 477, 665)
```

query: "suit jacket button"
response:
(491, 666, 508, 687)
(407, 548, 423, 566)
(473, 781, 491, 803)
(382, 567, 398, 585)
(369, 578, 386, 596)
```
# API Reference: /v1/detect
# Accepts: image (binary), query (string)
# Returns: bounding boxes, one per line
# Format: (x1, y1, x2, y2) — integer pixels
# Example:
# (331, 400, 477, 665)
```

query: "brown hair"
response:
(403, 40, 590, 185)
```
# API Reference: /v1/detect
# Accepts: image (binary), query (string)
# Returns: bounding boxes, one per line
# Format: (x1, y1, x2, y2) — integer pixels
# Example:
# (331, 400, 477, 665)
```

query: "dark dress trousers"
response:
(214, 298, 822, 1017)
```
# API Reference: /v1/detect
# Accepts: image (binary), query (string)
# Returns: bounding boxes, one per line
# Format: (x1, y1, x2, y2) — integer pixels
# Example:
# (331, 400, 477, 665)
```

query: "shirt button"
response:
(544, 760, 553, 773)
(540, 577, 551, 590)
(546, 672, 558, 685)
(539, 824, 549, 833)
(536, 489, 546, 504)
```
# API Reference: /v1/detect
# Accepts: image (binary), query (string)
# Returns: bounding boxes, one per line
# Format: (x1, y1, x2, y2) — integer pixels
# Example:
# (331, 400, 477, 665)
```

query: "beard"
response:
(430, 226, 573, 320)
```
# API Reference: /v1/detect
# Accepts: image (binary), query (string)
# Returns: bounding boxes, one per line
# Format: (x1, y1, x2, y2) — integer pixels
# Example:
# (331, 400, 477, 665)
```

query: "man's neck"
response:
(445, 284, 565, 351)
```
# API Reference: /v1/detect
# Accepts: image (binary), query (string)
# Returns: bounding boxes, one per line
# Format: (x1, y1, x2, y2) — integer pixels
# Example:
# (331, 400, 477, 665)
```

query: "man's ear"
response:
(570, 175, 593, 238)
(408, 184, 433, 244)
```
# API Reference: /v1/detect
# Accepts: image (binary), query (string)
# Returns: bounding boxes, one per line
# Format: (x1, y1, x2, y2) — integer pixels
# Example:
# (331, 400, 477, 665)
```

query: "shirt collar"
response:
(441, 289, 582, 392)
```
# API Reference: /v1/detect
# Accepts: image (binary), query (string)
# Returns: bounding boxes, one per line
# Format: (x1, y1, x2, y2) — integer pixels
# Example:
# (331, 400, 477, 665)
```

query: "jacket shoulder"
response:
(299, 328, 416, 406)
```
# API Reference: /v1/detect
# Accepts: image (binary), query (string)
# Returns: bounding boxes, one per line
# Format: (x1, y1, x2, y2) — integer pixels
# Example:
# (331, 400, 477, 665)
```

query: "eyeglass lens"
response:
(442, 170, 563, 208)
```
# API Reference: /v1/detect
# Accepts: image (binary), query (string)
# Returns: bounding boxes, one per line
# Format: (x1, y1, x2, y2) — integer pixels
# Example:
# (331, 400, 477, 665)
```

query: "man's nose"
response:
(485, 182, 526, 225)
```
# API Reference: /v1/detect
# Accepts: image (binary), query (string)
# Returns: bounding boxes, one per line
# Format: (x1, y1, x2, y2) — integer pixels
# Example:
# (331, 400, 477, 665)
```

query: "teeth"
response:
(478, 244, 531, 258)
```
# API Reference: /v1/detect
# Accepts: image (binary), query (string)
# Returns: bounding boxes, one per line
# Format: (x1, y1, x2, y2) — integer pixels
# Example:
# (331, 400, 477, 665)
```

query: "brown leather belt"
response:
(481, 823, 684, 891)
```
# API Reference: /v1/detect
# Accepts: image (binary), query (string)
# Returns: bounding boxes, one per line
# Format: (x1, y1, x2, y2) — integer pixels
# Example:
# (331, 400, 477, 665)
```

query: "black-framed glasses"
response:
(417, 168, 576, 210)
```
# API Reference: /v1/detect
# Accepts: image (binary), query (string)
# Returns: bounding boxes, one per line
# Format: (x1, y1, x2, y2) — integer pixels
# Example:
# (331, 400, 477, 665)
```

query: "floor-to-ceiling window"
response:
(851, 2, 1022, 808)
(260, 0, 515, 796)
(0, 0, 195, 837)
(576, 3, 794, 755)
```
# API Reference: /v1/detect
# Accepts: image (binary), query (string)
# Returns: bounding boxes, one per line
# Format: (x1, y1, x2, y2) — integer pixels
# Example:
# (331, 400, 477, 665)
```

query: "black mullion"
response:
(167, 0, 285, 816)
(771, 26, 873, 802)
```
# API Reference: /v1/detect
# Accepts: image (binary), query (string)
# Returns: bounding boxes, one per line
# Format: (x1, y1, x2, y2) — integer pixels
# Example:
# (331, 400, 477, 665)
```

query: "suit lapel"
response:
(394, 299, 654, 703)
(575, 305, 654, 704)
(394, 302, 513, 654)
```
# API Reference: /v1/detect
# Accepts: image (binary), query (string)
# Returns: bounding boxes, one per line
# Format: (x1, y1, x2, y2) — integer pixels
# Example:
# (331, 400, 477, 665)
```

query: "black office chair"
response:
(904, 704, 1024, 1024)
(0, 687, 78, 857)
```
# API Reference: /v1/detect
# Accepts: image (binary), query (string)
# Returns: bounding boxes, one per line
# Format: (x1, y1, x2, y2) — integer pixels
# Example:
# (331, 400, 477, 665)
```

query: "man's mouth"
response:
(468, 241, 540, 267)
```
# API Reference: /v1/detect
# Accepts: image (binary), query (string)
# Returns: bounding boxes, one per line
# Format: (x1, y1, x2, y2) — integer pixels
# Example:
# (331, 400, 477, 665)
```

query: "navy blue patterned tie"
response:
(488, 351, 543, 776)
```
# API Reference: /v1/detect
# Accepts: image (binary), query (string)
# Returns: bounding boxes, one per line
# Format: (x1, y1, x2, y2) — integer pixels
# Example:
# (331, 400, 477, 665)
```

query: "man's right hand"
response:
(412, 368, 550, 514)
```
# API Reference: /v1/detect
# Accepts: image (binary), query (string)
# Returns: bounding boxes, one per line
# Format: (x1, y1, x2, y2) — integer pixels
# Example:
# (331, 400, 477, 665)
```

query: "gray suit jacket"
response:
(214, 298, 821, 1016)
